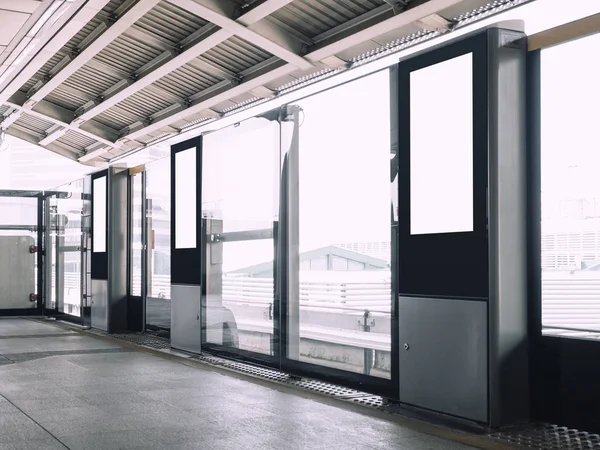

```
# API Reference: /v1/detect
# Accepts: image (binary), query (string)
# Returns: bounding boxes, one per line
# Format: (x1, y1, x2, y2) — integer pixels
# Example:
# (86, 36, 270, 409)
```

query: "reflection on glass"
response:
(410, 53, 473, 235)
(290, 70, 392, 378)
(175, 149, 196, 249)
(49, 180, 84, 316)
(0, 197, 38, 310)
(540, 34, 600, 333)
(202, 116, 279, 355)
(146, 157, 171, 330)
(131, 173, 143, 297)
(93, 176, 107, 253)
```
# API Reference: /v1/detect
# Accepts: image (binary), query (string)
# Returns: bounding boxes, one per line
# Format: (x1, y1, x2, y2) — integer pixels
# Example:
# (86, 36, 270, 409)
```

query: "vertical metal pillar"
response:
(36, 195, 44, 310)
(280, 105, 301, 360)
(204, 218, 223, 344)
(56, 221, 65, 313)
(145, 196, 153, 323)
(141, 171, 147, 330)
(487, 24, 529, 427)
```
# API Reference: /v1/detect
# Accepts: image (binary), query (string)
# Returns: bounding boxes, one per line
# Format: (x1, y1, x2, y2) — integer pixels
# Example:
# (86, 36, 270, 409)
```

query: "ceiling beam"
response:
(305, 0, 465, 62)
(120, 0, 466, 143)
(24, 0, 161, 108)
(0, 0, 114, 104)
(6, 126, 81, 162)
(167, 0, 312, 69)
(38, 124, 68, 146)
(238, 0, 293, 25)
(6, 92, 121, 149)
(122, 60, 294, 142)
(73, 0, 302, 123)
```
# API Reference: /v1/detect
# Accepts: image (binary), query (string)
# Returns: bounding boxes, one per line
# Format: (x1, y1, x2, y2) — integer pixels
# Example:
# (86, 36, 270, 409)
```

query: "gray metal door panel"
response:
(171, 284, 201, 353)
(399, 296, 488, 422)
(0, 236, 35, 309)
(91, 279, 108, 331)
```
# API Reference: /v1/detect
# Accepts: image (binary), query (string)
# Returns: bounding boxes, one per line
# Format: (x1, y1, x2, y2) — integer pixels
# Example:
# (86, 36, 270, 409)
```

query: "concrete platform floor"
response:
(0, 318, 509, 450)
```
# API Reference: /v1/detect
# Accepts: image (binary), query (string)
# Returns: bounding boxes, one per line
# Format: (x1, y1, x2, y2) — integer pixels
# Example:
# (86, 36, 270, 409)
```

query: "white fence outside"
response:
(58, 271, 600, 335)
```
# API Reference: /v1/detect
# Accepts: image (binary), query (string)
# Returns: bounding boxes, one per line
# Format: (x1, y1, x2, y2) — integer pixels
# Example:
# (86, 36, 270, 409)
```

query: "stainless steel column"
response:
(90, 167, 128, 332)
(487, 23, 529, 427)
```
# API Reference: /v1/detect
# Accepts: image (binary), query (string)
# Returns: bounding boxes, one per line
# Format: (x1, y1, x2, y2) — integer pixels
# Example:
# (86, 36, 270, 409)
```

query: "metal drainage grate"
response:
(350, 396, 386, 407)
(108, 333, 171, 350)
(489, 424, 600, 449)
(191, 354, 382, 404)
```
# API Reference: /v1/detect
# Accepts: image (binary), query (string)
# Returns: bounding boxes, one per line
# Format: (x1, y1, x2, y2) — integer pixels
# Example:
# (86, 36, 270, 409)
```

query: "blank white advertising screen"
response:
(410, 52, 474, 235)
(93, 176, 107, 253)
(175, 149, 197, 249)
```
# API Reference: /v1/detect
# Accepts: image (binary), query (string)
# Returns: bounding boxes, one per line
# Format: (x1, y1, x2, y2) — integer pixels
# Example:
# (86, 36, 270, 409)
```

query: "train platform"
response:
(0, 317, 518, 450)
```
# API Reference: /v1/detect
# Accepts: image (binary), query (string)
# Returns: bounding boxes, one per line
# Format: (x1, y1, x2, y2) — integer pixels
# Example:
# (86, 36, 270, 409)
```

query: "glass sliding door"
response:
(189, 70, 395, 395)
(201, 113, 280, 360)
(145, 157, 171, 332)
(286, 70, 393, 380)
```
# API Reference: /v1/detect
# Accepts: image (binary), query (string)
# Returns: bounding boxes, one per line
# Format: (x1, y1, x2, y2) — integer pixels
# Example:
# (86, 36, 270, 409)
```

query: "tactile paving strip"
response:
(488, 424, 600, 449)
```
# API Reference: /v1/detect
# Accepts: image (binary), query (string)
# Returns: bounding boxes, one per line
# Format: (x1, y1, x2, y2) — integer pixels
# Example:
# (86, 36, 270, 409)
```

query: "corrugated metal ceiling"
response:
(0, 0, 532, 164)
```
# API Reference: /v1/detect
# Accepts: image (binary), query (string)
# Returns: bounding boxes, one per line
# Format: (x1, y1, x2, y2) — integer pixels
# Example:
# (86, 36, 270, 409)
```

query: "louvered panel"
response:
(116, 89, 174, 119)
(93, 35, 164, 74)
(152, 60, 222, 99)
(14, 114, 55, 135)
(136, 1, 209, 47)
(271, 0, 385, 38)
(21, 78, 39, 94)
(19, 0, 123, 93)
(63, 65, 121, 97)
(56, 131, 99, 152)
(22, 53, 67, 93)
(95, 107, 144, 131)
(46, 86, 93, 111)
(204, 37, 274, 74)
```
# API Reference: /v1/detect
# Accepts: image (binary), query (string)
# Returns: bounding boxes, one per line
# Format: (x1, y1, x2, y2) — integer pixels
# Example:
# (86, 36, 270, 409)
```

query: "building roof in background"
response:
(231, 245, 389, 274)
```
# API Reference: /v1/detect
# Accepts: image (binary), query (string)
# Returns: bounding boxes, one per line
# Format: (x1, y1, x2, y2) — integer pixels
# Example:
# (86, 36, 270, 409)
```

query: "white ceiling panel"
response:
(0, 10, 30, 46)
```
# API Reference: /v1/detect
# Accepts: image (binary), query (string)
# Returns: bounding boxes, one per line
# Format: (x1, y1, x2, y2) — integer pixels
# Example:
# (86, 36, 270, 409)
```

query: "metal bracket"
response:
(357, 318, 376, 327)
(209, 233, 223, 243)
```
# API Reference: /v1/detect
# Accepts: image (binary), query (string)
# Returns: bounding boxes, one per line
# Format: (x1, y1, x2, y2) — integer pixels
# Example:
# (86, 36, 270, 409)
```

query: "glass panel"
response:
(51, 180, 85, 316)
(146, 157, 171, 330)
(0, 197, 38, 310)
(202, 116, 279, 355)
(131, 173, 143, 297)
(540, 34, 600, 333)
(410, 53, 473, 235)
(175, 149, 196, 249)
(93, 176, 107, 253)
(290, 70, 392, 378)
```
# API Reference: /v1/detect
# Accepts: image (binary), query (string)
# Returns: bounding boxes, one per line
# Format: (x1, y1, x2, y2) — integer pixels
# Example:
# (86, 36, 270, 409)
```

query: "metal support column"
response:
(280, 105, 301, 360)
